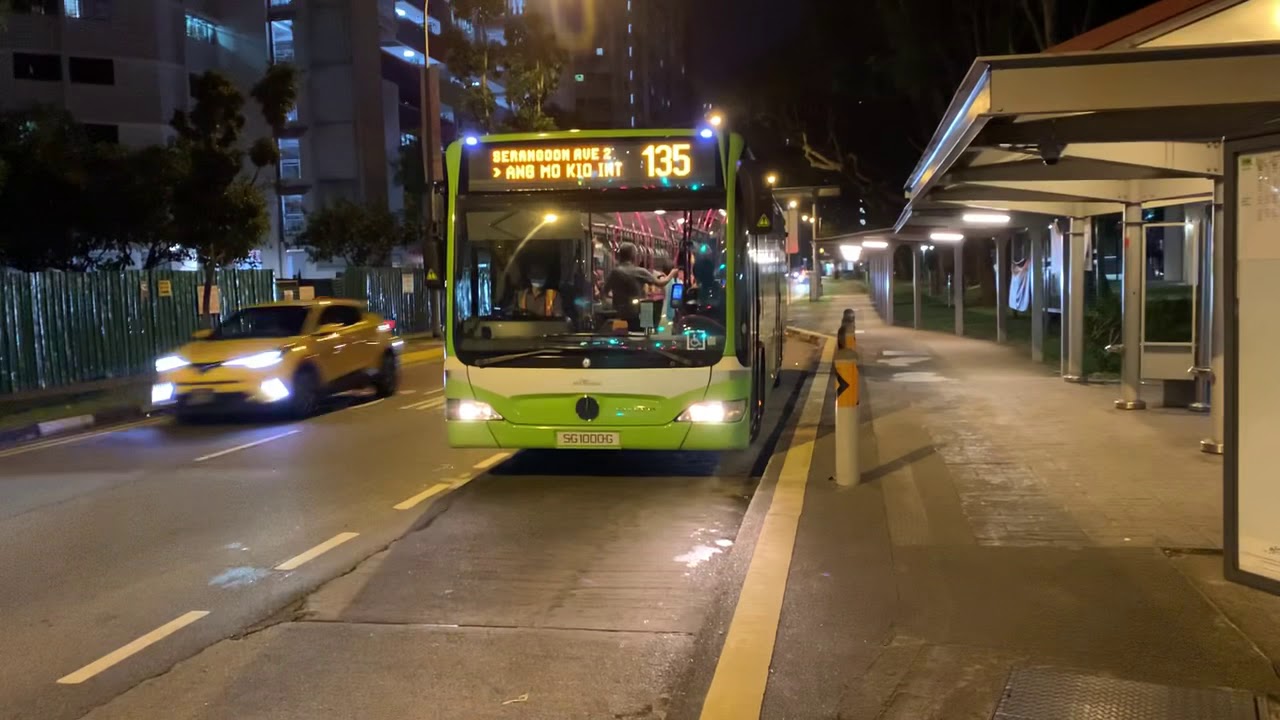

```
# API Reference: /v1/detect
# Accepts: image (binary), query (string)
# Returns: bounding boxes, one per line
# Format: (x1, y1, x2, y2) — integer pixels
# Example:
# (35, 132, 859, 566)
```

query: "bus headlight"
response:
(676, 400, 746, 423)
(447, 399, 503, 421)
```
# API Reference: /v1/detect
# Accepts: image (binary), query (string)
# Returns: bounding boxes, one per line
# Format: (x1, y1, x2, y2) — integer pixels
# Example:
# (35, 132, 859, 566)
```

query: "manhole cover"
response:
(993, 667, 1261, 720)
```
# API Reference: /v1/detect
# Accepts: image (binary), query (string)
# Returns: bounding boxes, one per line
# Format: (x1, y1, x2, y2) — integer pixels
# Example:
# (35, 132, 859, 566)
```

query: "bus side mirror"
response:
(738, 163, 775, 234)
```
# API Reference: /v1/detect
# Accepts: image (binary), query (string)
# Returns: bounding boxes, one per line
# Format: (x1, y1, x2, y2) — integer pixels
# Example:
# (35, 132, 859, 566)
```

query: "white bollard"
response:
(834, 344, 860, 486)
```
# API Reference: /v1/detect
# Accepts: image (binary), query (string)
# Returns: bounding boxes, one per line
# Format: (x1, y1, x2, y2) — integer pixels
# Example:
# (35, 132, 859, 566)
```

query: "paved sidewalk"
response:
(769, 291, 1280, 719)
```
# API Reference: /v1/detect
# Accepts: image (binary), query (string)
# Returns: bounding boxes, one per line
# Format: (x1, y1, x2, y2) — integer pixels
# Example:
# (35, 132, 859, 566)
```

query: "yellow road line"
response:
(400, 396, 445, 411)
(401, 347, 444, 366)
(57, 611, 209, 685)
(393, 483, 451, 510)
(0, 417, 164, 459)
(193, 429, 300, 463)
(699, 338, 832, 720)
(275, 532, 359, 571)
(473, 452, 509, 470)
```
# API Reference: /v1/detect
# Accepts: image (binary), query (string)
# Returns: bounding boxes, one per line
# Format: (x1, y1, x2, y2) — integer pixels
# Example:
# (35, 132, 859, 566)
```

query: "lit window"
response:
(400, 132, 416, 146)
(286, 105, 298, 123)
(630, 116, 636, 127)
(628, 46, 633, 57)
(574, 73, 585, 82)
(596, 47, 604, 56)
(629, 93, 634, 104)
(629, 70, 633, 81)
(627, 0, 631, 10)
(281, 194, 306, 239)
(278, 138, 301, 180)
(860, 219, 868, 226)
(628, 23, 632, 33)
(186, 14, 216, 43)
(63, 0, 109, 19)
(270, 20, 295, 63)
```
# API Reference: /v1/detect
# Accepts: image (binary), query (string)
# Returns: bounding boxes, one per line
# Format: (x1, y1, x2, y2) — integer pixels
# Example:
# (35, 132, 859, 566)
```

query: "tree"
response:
(169, 68, 296, 323)
(444, 0, 506, 132)
(503, 13, 567, 132)
(81, 144, 186, 269)
(0, 107, 102, 271)
(300, 199, 403, 267)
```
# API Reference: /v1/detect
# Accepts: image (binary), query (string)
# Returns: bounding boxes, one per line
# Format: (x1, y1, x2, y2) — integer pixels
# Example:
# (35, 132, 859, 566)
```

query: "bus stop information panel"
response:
(1228, 134, 1280, 595)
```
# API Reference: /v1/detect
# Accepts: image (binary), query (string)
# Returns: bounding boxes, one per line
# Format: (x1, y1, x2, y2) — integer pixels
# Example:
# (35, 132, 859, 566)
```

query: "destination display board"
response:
(465, 137, 719, 192)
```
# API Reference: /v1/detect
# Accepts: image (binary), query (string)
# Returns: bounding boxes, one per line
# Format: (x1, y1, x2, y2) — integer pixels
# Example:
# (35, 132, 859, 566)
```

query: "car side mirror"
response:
(191, 329, 213, 340)
(313, 322, 344, 336)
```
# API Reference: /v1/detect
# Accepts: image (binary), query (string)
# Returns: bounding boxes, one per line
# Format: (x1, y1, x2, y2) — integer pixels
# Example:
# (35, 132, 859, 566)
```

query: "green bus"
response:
(443, 128, 786, 450)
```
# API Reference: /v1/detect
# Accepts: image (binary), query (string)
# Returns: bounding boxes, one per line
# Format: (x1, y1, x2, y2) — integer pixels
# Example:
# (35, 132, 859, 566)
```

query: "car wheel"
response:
(373, 351, 399, 398)
(291, 367, 321, 419)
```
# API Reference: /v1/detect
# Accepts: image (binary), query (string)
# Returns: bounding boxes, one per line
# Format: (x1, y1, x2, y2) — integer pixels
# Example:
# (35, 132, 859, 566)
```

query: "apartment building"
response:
(1, 0, 412, 278)
(528, 0, 691, 129)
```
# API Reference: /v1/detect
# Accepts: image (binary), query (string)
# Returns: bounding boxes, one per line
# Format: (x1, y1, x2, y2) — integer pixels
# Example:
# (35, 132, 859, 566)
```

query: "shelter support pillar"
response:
(1116, 203, 1146, 410)
(870, 257, 880, 315)
(1031, 224, 1046, 363)
(953, 240, 965, 336)
(1189, 202, 1212, 413)
(880, 255, 889, 317)
(912, 244, 923, 330)
(995, 235, 1009, 343)
(1064, 217, 1089, 381)
(885, 245, 896, 327)
(872, 256, 880, 311)
(1202, 180, 1225, 454)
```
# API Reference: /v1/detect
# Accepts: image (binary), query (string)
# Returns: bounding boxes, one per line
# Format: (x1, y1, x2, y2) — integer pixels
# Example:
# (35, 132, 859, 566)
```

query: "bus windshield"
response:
(452, 204, 729, 368)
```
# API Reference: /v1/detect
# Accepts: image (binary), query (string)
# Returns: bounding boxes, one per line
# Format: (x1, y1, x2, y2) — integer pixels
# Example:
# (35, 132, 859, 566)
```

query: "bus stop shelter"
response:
(890, 39, 1280, 595)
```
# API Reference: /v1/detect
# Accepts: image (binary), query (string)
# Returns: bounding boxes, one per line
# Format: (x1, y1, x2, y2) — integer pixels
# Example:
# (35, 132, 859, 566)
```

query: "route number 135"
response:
(642, 143, 692, 178)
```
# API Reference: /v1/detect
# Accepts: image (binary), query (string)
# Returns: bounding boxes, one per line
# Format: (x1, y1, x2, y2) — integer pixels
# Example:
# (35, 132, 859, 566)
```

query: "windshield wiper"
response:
(474, 347, 586, 367)
(627, 346, 695, 366)
(474, 344, 696, 368)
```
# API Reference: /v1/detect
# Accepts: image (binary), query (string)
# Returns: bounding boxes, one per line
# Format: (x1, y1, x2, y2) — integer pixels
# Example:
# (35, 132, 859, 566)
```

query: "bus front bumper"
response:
(447, 418, 749, 451)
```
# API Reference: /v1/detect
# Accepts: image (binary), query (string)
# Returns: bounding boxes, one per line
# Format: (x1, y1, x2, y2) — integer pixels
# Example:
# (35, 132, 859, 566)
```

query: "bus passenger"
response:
(605, 242, 678, 328)
(515, 263, 563, 317)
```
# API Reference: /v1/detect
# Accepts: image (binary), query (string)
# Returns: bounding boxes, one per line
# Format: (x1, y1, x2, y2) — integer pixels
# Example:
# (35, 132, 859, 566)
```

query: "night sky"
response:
(685, 0, 1162, 226)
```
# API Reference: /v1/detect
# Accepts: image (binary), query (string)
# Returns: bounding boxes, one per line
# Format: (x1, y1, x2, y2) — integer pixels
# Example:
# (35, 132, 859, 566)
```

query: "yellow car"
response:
(151, 299, 401, 419)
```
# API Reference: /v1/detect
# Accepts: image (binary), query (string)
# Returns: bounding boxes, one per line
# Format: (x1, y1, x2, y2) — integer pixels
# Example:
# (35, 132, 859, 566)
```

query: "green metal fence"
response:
(0, 269, 275, 394)
(337, 267, 442, 335)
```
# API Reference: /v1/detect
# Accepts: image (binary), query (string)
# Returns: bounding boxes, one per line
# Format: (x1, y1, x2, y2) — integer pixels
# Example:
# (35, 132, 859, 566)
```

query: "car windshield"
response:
(211, 306, 311, 340)
(452, 204, 728, 368)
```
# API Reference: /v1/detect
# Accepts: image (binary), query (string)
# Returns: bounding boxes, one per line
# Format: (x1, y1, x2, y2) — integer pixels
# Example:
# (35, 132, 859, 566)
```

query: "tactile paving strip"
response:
(993, 666, 1260, 720)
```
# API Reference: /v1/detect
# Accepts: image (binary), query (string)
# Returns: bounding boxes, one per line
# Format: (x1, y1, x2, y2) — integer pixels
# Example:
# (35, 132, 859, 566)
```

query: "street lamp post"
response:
(810, 202, 821, 301)
(418, 5, 441, 336)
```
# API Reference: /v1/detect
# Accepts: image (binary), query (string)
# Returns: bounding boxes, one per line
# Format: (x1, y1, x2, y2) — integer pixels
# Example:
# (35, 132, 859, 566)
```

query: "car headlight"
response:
(446, 399, 503, 421)
(260, 378, 290, 402)
(155, 355, 189, 372)
(676, 400, 747, 423)
(224, 350, 284, 369)
(151, 383, 175, 404)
